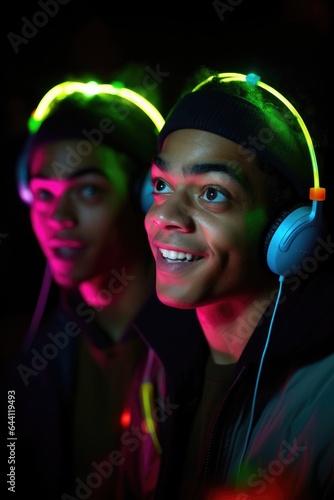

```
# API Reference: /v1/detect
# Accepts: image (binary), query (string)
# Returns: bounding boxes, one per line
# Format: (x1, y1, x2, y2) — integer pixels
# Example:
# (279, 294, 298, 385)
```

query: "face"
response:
(145, 129, 276, 309)
(29, 139, 142, 288)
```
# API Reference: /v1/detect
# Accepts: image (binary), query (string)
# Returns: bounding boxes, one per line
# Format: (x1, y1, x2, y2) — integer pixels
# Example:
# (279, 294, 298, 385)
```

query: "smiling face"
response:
(144, 129, 278, 309)
(29, 139, 143, 288)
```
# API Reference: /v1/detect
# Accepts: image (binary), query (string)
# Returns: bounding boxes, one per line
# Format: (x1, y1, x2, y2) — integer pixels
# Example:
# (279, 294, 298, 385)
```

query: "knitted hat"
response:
(28, 96, 157, 175)
(157, 89, 312, 200)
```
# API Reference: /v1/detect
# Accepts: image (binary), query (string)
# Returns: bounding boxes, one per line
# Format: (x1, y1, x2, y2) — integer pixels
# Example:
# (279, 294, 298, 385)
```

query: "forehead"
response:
(29, 139, 121, 179)
(156, 129, 260, 179)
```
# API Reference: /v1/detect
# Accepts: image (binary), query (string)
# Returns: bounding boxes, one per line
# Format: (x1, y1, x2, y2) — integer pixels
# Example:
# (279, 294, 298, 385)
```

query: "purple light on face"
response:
(29, 178, 81, 200)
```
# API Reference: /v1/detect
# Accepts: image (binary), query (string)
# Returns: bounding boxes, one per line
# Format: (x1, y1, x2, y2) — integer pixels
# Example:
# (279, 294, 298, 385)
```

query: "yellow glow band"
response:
(28, 80, 165, 134)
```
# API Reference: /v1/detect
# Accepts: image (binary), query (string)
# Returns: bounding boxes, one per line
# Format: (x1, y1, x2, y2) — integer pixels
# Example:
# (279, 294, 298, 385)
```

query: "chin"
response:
(157, 290, 195, 310)
(52, 273, 79, 289)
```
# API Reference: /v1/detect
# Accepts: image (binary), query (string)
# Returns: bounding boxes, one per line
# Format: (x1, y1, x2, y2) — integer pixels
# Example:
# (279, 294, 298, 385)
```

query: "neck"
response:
(196, 282, 279, 364)
(79, 259, 155, 343)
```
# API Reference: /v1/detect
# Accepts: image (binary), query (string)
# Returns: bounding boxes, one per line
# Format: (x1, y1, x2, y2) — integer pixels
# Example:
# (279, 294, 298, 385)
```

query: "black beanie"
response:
(27, 96, 158, 177)
(157, 90, 312, 200)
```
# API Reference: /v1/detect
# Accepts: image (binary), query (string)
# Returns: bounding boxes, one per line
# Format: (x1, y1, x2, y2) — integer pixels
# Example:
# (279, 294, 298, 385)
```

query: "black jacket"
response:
(146, 262, 334, 500)
(1, 289, 205, 500)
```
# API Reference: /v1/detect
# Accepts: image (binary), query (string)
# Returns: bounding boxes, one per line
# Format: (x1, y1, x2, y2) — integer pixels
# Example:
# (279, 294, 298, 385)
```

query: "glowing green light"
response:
(29, 80, 165, 134)
(140, 381, 162, 454)
(192, 72, 326, 199)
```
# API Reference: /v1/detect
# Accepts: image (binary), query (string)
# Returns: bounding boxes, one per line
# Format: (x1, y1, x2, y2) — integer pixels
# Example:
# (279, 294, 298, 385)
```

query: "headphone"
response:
(193, 72, 326, 277)
(193, 74, 328, 473)
(16, 80, 165, 214)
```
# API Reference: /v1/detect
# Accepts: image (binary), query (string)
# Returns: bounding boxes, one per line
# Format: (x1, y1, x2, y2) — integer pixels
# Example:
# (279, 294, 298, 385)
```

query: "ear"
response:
(264, 204, 324, 276)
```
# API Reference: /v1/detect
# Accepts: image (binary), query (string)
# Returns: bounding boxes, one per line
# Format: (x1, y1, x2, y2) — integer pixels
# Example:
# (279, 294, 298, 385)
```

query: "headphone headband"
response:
(192, 72, 326, 203)
(159, 70, 326, 276)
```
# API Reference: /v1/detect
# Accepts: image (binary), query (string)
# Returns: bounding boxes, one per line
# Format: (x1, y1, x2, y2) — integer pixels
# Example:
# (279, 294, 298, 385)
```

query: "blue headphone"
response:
(16, 80, 165, 214)
(193, 73, 326, 277)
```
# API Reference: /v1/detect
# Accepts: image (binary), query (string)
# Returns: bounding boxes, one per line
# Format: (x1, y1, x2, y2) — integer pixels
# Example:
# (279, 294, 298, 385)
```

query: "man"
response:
(144, 70, 334, 499)
(3, 79, 204, 500)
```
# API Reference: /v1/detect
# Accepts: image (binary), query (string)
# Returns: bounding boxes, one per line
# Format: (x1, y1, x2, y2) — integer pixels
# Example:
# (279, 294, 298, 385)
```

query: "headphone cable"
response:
(237, 274, 285, 475)
(22, 262, 52, 356)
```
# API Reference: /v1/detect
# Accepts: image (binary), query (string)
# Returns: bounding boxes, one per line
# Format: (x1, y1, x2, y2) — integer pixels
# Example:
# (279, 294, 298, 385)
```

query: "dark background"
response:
(1, 0, 333, 360)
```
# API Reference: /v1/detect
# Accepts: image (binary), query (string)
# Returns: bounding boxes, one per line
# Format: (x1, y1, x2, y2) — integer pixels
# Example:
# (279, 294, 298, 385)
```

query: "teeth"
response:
(159, 248, 197, 261)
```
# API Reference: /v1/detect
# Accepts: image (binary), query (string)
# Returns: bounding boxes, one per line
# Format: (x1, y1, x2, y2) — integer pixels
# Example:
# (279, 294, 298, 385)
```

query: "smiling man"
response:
(144, 70, 334, 499)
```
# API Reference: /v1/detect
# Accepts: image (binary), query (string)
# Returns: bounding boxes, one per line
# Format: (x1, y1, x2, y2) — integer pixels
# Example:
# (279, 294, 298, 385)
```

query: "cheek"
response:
(144, 207, 154, 234)
(202, 216, 241, 252)
(206, 209, 267, 262)
(30, 210, 48, 244)
(245, 208, 269, 245)
(80, 206, 120, 241)
(83, 210, 114, 231)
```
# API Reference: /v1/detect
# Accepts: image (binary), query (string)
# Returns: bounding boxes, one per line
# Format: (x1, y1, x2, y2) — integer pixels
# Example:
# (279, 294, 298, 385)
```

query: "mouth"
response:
(158, 247, 203, 263)
(49, 240, 87, 261)
(52, 247, 86, 260)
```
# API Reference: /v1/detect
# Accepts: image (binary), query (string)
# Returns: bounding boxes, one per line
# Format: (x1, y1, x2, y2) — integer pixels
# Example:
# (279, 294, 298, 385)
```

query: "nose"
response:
(48, 194, 77, 229)
(149, 193, 195, 233)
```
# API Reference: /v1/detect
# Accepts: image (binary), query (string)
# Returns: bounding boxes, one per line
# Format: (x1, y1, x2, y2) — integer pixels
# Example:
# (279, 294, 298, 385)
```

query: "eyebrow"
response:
(68, 167, 108, 180)
(32, 167, 109, 181)
(152, 155, 246, 185)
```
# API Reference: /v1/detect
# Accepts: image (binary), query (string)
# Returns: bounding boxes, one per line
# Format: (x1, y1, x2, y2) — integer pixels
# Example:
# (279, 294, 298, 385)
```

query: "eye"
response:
(80, 184, 102, 198)
(34, 188, 54, 202)
(201, 187, 229, 203)
(152, 178, 173, 194)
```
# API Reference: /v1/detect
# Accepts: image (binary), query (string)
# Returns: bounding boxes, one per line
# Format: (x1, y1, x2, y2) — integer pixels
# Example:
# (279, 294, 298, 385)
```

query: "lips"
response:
(154, 244, 204, 274)
(49, 240, 87, 261)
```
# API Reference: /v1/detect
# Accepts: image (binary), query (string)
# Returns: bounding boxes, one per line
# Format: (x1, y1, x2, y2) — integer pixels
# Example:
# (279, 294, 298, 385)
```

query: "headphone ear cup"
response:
(265, 205, 323, 276)
(263, 208, 294, 261)
(137, 170, 153, 214)
(16, 135, 34, 205)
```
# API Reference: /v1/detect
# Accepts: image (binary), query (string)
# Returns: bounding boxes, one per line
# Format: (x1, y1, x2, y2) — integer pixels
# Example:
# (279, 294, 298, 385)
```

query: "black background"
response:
(2, 0, 333, 360)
